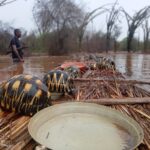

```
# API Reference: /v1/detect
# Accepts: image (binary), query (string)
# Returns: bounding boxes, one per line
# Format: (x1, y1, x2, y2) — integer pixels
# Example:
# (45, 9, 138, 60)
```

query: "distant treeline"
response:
(0, 0, 150, 55)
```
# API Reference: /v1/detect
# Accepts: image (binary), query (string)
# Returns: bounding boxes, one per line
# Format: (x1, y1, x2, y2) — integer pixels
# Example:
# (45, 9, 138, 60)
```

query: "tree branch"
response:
(0, 0, 17, 6)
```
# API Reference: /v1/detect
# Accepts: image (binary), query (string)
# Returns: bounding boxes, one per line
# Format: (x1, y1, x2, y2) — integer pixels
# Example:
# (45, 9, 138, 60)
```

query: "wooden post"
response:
(52, 97, 150, 105)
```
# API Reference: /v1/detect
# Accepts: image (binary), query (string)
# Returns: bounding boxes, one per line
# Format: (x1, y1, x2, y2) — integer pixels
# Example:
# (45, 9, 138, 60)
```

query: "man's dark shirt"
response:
(10, 36, 23, 59)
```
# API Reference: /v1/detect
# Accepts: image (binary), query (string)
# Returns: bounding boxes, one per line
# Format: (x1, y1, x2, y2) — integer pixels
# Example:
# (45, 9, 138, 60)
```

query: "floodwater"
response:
(112, 53, 150, 81)
(0, 53, 150, 84)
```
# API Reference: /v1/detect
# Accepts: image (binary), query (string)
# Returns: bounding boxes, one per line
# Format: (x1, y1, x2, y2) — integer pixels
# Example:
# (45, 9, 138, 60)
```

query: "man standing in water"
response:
(10, 29, 25, 62)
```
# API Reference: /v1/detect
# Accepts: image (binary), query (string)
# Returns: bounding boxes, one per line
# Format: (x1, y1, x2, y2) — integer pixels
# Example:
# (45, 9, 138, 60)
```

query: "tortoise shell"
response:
(97, 57, 116, 70)
(43, 70, 74, 94)
(0, 74, 51, 116)
(90, 57, 116, 70)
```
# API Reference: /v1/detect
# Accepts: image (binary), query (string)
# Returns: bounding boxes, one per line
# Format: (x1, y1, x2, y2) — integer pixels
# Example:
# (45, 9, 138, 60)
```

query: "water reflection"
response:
(0, 62, 24, 82)
(141, 55, 150, 79)
(12, 63, 24, 76)
(113, 53, 150, 82)
(125, 54, 132, 77)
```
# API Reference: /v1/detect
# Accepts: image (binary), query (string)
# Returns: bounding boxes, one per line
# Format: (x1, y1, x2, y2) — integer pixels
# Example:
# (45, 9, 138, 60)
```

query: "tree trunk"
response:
(58, 37, 64, 53)
(143, 32, 149, 52)
(114, 39, 117, 52)
(143, 40, 148, 52)
(106, 32, 111, 53)
(78, 34, 83, 51)
(127, 30, 134, 52)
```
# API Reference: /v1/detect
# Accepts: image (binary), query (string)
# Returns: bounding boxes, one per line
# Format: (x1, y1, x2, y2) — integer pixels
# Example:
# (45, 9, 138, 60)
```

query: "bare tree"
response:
(33, 0, 54, 34)
(142, 20, 150, 52)
(76, 5, 108, 50)
(0, 0, 17, 6)
(33, 0, 83, 34)
(105, 1, 120, 53)
(0, 21, 13, 54)
(33, 0, 84, 54)
(122, 6, 150, 52)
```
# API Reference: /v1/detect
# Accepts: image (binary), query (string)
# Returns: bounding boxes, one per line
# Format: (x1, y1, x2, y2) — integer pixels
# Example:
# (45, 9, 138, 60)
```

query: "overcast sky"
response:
(0, 0, 150, 39)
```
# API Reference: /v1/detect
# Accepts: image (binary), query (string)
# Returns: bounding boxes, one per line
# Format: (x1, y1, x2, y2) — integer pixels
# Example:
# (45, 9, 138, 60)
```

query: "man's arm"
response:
(17, 46, 28, 51)
(6, 46, 28, 55)
(12, 45, 24, 62)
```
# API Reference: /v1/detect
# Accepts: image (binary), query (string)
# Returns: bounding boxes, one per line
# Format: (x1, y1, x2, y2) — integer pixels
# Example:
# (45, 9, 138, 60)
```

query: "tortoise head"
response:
(0, 86, 2, 99)
(0, 81, 6, 101)
(66, 77, 77, 96)
(64, 66, 80, 79)
(111, 61, 116, 70)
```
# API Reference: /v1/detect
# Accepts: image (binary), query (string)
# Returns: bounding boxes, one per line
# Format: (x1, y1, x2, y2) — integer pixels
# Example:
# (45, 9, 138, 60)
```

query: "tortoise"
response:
(64, 66, 81, 79)
(0, 74, 51, 116)
(43, 70, 75, 99)
(96, 57, 115, 70)
(89, 56, 116, 70)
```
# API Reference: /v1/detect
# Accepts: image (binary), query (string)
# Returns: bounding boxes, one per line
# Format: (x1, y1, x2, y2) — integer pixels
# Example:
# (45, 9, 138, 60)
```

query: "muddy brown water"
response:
(0, 53, 150, 90)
